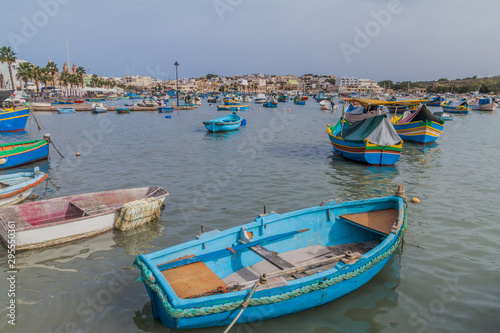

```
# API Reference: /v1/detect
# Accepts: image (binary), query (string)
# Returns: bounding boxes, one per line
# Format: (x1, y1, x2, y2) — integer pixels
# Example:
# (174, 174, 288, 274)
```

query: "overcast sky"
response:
(1, 0, 499, 82)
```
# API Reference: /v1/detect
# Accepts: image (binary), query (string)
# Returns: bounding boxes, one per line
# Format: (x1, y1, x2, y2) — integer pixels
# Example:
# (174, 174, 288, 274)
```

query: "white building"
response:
(0, 59, 27, 90)
(339, 77, 359, 87)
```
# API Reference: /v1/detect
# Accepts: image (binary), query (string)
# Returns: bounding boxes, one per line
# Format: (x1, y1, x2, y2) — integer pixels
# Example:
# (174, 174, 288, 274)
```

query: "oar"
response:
(157, 228, 310, 271)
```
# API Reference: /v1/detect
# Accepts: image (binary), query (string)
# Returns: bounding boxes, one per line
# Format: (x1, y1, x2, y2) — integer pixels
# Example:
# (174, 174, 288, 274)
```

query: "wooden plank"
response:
(249, 245, 295, 270)
(161, 261, 227, 299)
(340, 209, 398, 235)
(69, 198, 107, 215)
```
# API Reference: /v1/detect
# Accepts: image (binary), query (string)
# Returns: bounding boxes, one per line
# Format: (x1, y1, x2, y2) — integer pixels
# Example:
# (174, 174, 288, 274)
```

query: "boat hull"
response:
(0, 108, 30, 132)
(0, 187, 168, 250)
(471, 103, 498, 111)
(393, 120, 443, 143)
(135, 195, 406, 329)
(441, 105, 470, 114)
(0, 139, 49, 170)
(0, 169, 47, 206)
(217, 105, 249, 111)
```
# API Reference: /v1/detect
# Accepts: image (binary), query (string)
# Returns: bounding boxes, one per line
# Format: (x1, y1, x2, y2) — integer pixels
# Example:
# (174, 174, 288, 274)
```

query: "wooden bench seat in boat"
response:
(159, 255, 228, 299)
(340, 209, 398, 235)
(0, 207, 31, 229)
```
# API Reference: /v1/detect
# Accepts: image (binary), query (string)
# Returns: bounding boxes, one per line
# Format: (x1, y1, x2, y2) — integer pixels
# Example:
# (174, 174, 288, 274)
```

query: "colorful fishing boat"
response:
(0, 89, 13, 103)
(116, 108, 130, 114)
(263, 96, 278, 108)
(254, 93, 266, 104)
(425, 95, 445, 107)
(0, 107, 30, 132)
(441, 99, 471, 114)
(391, 105, 444, 143)
(293, 97, 306, 105)
(0, 167, 47, 206)
(0, 186, 169, 250)
(327, 115, 403, 165)
(134, 187, 408, 329)
(217, 104, 249, 111)
(469, 97, 498, 111)
(51, 100, 75, 105)
(0, 136, 50, 169)
(158, 106, 174, 113)
(57, 107, 75, 114)
(203, 112, 242, 132)
(278, 95, 288, 102)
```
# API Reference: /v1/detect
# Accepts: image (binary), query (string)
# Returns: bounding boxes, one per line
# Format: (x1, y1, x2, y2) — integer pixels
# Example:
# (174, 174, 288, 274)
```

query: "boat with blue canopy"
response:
(134, 186, 408, 329)
(469, 97, 498, 111)
(203, 112, 242, 132)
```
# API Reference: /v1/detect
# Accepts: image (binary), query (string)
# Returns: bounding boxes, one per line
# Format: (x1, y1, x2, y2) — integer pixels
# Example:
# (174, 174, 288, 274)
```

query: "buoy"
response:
(288, 108, 291, 111)
(241, 119, 246, 125)
(259, 108, 261, 111)
(165, 115, 172, 118)
(0, 158, 6, 165)
(411, 197, 420, 204)
(76, 152, 81, 157)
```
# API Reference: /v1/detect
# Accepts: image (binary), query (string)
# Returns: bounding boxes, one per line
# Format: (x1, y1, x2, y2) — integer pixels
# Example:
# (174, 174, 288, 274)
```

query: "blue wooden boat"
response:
(57, 107, 75, 114)
(0, 136, 50, 170)
(391, 104, 444, 143)
(134, 188, 408, 329)
(278, 95, 288, 102)
(425, 96, 444, 107)
(203, 113, 242, 132)
(158, 107, 174, 113)
(441, 99, 471, 114)
(293, 97, 306, 105)
(0, 167, 47, 206)
(327, 115, 403, 165)
(433, 111, 453, 121)
(51, 100, 75, 105)
(217, 104, 249, 111)
(116, 108, 130, 114)
(0, 107, 30, 132)
(263, 96, 278, 108)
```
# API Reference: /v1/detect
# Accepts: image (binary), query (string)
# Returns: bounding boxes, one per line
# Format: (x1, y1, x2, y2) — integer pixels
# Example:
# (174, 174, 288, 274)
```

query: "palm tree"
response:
(16, 62, 33, 94)
(45, 61, 58, 89)
(76, 66, 86, 89)
(32, 65, 43, 95)
(59, 71, 70, 93)
(91, 74, 99, 88)
(69, 74, 80, 95)
(0, 46, 18, 90)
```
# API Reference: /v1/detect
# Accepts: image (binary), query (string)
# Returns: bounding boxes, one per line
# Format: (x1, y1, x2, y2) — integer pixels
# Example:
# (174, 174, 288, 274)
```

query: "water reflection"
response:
(327, 157, 400, 199)
(113, 220, 165, 256)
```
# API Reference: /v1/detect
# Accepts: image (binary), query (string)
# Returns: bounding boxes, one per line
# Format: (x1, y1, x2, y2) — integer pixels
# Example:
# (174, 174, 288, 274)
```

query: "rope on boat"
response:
(223, 280, 260, 333)
(134, 198, 408, 320)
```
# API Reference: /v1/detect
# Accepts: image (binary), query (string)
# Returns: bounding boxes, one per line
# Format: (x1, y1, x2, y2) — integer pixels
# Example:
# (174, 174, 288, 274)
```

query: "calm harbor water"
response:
(1, 100, 499, 332)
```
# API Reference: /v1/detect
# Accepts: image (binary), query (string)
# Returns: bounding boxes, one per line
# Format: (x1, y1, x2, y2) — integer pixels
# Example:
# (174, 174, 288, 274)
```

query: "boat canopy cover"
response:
(341, 115, 402, 146)
(345, 104, 385, 123)
(447, 99, 468, 107)
(400, 104, 442, 123)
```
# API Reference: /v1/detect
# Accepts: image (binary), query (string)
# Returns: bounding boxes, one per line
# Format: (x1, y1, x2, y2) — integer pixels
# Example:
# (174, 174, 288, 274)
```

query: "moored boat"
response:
(217, 104, 249, 111)
(327, 115, 403, 165)
(91, 102, 107, 113)
(293, 97, 306, 105)
(0, 186, 169, 250)
(469, 97, 498, 111)
(254, 93, 266, 104)
(392, 104, 444, 143)
(0, 107, 30, 132)
(134, 187, 408, 329)
(203, 112, 242, 132)
(425, 95, 445, 107)
(158, 106, 174, 113)
(263, 96, 278, 108)
(441, 99, 471, 114)
(57, 107, 75, 114)
(0, 167, 47, 206)
(278, 95, 288, 102)
(116, 108, 130, 114)
(0, 135, 50, 169)
(433, 111, 453, 121)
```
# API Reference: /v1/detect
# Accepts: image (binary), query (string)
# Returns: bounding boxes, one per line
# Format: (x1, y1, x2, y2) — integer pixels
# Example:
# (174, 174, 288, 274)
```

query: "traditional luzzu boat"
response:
(391, 104, 444, 143)
(469, 97, 498, 111)
(441, 99, 471, 114)
(0, 135, 50, 170)
(263, 96, 278, 108)
(293, 97, 306, 105)
(116, 107, 130, 114)
(327, 115, 403, 165)
(0, 107, 30, 132)
(134, 186, 408, 330)
(203, 112, 242, 132)
(278, 95, 288, 102)
(217, 104, 249, 111)
(0, 186, 169, 250)
(425, 95, 445, 107)
(0, 167, 47, 206)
